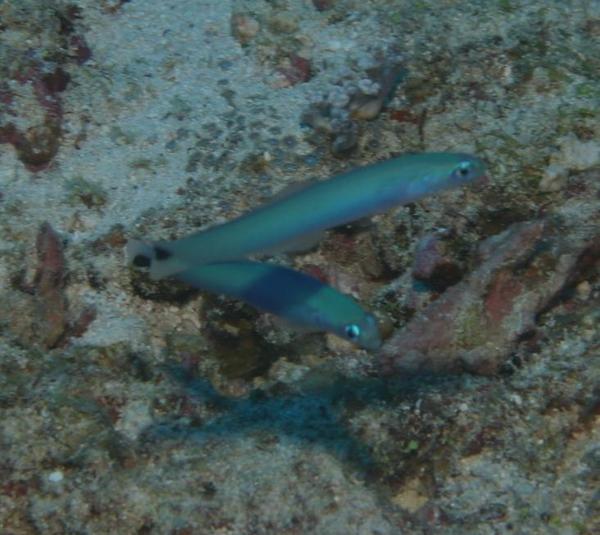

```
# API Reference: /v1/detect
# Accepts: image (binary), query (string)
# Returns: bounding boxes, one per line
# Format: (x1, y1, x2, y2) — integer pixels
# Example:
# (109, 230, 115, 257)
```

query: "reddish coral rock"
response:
(10, 223, 96, 349)
(35, 222, 66, 292)
(70, 35, 93, 64)
(484, 270, 525, 324)
(378, 205, 599, 375)
(279, 54, 312, 86)
(389, 109, 420, 124)
(0, 123, 19, 145)
(1, 60, 66, 170)
(41, 66, 71, 94)
(412, 233, 463, 291)
(230, 13, 260, 45)
(302, 264, 330, 284)
(312, 0, 336, 11)
(102, 0, 132, 14)
(0, 3, 90, 171)
(33, 222, 69, 348)
(14, 120, 62, 172)
(69, 306, 98, 339)
(0, 84, 13, 105)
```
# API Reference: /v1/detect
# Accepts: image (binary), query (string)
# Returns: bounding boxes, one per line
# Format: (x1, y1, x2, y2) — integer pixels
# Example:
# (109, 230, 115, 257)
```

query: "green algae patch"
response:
(454, 303, 491, 350)
(66, 176, 108, 209)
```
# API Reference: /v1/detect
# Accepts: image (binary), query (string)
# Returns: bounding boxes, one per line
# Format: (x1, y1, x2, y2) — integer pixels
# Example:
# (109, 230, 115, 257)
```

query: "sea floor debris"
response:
(0, 0, 599, 533)
(379, 180, 600, 375)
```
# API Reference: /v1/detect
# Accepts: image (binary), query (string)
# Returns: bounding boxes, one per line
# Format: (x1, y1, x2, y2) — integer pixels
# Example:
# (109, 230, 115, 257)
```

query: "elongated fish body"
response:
(129, 153, 486, 278)
(176, 261, 381, 351)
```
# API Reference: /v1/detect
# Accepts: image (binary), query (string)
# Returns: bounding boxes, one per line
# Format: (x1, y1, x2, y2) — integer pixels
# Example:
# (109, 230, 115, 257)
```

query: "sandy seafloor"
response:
(0, 0, 599, 533)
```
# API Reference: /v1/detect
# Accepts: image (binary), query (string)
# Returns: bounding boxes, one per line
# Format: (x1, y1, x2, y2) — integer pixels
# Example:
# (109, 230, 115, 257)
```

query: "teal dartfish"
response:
(176, 261, 381, 350)
(128, 153, 487, 279)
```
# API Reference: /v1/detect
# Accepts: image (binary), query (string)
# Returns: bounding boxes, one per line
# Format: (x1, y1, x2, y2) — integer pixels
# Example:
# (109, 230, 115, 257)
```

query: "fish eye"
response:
(454, 161, 472, 178)
(344, 324, 361, 340)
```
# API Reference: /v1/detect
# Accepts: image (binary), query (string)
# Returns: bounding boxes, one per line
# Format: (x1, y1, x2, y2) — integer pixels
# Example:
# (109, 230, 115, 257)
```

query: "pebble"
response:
(268, 13, 298, 34)
(231, 14, 260, 45)
(328, 87, 350, 108)
(312, 0, 336, 11)
(357, 78, 380, 96)
(559, 134, 600, 171)
(48, 470, 64, 483)
(349, 94, 384, 120)
(539, 163, 567, 192)
(576, 280, 591, 300)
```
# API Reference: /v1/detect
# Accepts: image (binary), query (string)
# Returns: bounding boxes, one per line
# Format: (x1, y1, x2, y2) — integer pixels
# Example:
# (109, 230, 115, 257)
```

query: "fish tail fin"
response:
(125, 239, 188, 280)
(149, 254, 188, 280)
(126, 239, 156, 268)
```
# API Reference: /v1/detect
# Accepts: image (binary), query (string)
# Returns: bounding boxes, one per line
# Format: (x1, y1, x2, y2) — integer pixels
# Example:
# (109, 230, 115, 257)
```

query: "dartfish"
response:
(128, 153, 486, 279)
(176, 261, 381, 350)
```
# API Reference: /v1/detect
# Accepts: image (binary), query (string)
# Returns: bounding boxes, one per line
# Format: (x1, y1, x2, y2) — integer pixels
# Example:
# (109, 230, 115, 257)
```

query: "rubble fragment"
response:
(379, 199, 600, 375)
(8, 223, 96, 349)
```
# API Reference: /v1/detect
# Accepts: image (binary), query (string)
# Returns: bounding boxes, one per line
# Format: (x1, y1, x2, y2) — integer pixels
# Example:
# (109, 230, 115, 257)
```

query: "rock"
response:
(278, 53, 312, 86)
(558, 134, 600, 171)
(576, 280, 592, 300)
(349, 94, 385, 121)
(539, 163, 567, 192)
(5, 223, 67, 348)
(312, 0, 336, 11)
(32, 222, 69, 348)
(12, 120, 62, 172)
(378, 196, 600, 375)
(5, 223, 96, 349)
(230, 13, 260, 46)
(412, 232, 464, 292)
(268, 12, 298, 34)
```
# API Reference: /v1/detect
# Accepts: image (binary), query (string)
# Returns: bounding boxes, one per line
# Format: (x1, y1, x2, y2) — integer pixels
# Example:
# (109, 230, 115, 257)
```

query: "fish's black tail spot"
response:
(133, 254, 152, 268)
(155, 246, 172, 260)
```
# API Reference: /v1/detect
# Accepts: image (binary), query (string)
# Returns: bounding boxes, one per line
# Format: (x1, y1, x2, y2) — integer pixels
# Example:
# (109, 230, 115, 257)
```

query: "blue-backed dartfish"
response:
(176, 261, 382, 350)
(127, 153, 487, 279)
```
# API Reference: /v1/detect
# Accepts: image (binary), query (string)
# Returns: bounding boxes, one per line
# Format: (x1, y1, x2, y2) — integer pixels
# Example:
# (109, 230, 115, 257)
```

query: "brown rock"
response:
(312, 0, 336, 11)
(378, 205, 600, 375)
(230, 13, 260, 45)
(7, 223, 96, 349)
(11, 119, 62, 172)
(33, 222, 69, 348)
(278, 54, 312, 86)
(412, 232, 463, 292)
